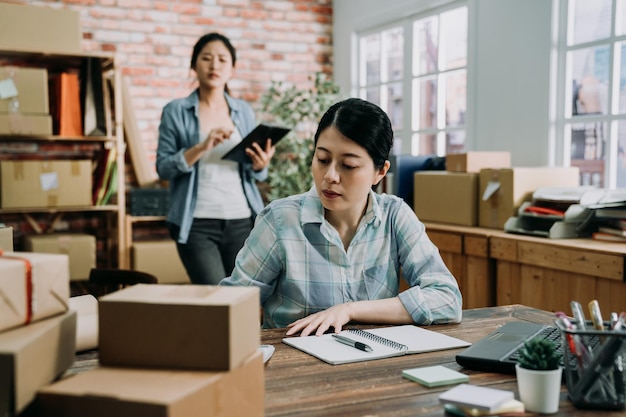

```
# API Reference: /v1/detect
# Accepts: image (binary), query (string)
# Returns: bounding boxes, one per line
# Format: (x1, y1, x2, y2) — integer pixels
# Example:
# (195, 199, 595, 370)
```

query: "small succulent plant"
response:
(518, 338, 560, 371)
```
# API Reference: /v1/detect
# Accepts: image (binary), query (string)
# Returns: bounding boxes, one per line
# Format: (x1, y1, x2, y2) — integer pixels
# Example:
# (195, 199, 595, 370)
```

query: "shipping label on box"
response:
(446, 151, 511, 173)
(479, 166, 580, 229)
(99, 285, 260, 371)
(0, 160, 92, 208)
(132, 240, 188, 284)
(413, 171, 478, 226)
(0, 251, 70, 333)
(0, 227, 13, 251)
(25, 234, 96, 281)
(0, 310, 76, 416)
(37, 351, 264, 417)
(0, 67, 49, 114)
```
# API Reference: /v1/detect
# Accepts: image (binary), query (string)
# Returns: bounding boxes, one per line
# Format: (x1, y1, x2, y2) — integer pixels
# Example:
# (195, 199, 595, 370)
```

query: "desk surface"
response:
(68, 304, 624, 416)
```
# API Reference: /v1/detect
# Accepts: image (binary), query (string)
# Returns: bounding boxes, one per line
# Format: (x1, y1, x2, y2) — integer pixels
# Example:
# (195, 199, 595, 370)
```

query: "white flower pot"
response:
(515, 363, 563, 414)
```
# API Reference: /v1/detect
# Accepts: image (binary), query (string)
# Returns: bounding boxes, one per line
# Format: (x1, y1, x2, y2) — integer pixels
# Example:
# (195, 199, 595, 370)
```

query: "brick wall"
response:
(12, 0, 333, 171)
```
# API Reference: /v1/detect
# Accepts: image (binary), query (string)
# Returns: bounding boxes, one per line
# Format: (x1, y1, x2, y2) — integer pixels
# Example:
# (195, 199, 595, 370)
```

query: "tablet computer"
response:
(221, 123, 291, 164)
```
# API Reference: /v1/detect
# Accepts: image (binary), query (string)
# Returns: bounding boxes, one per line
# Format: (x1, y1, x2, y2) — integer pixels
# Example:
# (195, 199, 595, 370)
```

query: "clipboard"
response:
(221, 123, 290, 164)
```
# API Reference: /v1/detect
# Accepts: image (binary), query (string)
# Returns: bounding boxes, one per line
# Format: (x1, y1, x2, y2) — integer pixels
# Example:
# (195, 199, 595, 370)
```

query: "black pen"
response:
(332, 334, 373, 352)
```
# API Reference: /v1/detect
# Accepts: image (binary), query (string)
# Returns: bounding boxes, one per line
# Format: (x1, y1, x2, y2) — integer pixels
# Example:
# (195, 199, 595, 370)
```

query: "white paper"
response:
(39, 172, 59, 191)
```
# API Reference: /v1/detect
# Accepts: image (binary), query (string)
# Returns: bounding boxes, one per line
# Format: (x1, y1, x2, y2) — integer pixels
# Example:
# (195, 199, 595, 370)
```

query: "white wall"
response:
(333, 0, 554, 166)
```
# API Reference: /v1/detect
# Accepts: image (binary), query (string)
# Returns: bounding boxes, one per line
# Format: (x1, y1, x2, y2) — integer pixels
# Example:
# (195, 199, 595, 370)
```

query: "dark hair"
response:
(190, 33, 236, 94)
(314, 98, 393, 169)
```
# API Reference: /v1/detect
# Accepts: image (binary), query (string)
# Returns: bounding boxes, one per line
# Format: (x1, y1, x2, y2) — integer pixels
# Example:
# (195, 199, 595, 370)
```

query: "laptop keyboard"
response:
(505, 326, 564, 364)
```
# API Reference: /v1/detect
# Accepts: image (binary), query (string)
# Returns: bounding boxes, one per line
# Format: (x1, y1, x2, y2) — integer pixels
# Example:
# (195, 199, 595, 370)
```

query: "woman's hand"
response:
(286, 303, 353, 337)
(199, 127, 233, 152)
(246, 138, 276, 171)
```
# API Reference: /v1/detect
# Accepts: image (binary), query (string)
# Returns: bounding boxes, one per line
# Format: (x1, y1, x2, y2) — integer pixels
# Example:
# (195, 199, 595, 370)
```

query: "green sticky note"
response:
(402, 365, 469, 388)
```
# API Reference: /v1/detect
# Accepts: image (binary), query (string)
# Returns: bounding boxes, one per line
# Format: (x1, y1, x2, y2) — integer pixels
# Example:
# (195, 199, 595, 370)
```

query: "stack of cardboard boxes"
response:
(413, 152, 580, 229)
(36, 284, 265, 416)
(0, 244, 76, 416)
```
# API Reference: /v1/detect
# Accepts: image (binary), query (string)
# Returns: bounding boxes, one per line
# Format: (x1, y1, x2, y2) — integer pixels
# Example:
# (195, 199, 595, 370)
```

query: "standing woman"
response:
(156, 33, 275, 284)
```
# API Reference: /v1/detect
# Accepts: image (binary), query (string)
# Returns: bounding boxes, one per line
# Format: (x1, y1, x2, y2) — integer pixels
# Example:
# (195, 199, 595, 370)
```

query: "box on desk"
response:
(132, 240, 189, 284)
(0, 310, 76, 417)
(25, 233, 96, 281)
(36, 351, 264, 417)
(0, 251, 70, 333)
(413, 171, 478, 226)
(446, 152, 511, 173)
(98, 285, 260, 371)
(0, 226, 13, 251)
(479, 166, 580, 229)
(0, 160, 92, 208)
(0, 67, 49, 114)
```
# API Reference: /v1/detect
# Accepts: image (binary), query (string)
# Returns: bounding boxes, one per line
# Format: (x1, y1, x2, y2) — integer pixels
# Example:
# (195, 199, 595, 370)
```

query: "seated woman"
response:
(220, 98, 462, 336)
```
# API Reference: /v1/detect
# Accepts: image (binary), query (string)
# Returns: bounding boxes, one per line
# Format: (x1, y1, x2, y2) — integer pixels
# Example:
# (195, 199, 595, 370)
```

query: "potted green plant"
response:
(258, 73, 341, 201)
(515, 338, 563, 414)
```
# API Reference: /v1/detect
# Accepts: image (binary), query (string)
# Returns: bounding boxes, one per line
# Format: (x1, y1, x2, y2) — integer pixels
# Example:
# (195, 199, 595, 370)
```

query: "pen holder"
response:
(556, 320, 626, 410)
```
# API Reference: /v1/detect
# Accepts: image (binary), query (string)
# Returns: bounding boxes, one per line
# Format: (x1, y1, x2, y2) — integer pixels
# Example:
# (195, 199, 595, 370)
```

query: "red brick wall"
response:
(11, 0, 333, 171)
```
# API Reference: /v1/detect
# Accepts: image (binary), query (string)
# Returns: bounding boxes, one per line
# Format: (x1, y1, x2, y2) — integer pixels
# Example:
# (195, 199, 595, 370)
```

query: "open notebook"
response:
(283, 325, 471, 365)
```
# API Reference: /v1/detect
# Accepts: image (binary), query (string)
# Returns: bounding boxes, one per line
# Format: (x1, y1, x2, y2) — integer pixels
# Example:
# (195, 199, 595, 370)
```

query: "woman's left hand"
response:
(286, 303, 353, 337)
(246, 138, 276, 171)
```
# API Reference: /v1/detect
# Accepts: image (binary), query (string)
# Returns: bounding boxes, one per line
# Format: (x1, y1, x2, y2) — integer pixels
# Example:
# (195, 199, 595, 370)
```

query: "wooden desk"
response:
(66, 305, 625, 416)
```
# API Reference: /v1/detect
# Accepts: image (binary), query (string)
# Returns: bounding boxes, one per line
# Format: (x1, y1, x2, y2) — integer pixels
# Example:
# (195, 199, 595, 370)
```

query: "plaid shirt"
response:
(220, 187, 462, 328)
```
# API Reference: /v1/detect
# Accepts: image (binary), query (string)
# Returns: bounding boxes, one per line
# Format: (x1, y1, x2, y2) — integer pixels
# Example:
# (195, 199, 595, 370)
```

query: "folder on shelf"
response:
(81, 57, 107, 136)
(50, 72, 82, 137)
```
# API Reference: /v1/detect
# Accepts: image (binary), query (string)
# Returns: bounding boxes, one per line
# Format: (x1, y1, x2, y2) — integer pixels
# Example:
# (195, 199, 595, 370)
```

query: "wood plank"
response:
(464, 255, 495, 308)
(465, 235, 488, 257)
(490, 235, 518, 261)
(517, 241, 623, 281)
(496, 260, 521, 305)
(427, 231, 462, 253)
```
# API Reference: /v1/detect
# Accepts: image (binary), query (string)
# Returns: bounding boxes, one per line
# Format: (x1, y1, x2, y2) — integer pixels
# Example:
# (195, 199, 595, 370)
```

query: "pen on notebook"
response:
(332, 334, 373, 352)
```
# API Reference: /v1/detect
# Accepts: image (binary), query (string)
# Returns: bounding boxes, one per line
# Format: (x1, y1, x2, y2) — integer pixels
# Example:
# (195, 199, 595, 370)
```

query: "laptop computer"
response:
(455, 321, 563, 374)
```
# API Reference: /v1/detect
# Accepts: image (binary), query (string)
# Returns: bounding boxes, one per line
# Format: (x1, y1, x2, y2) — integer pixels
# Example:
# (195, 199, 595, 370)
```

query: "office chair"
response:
(88, 268, 158, 297)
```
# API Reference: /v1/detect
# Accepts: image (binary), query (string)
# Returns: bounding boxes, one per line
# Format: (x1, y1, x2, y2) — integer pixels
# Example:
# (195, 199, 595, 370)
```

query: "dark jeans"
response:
(168, 217, 253, 285)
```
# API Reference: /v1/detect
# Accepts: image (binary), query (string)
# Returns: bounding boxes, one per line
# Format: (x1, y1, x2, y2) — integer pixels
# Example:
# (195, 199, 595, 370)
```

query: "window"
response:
(357, 3, 468, 156)
(556, 0, 626, 188)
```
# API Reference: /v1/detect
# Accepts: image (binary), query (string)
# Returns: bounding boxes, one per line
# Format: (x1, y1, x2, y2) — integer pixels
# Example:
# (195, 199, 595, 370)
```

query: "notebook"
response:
(282, 325, 471, 365)
(438, 383, 515, 412)
(221, 123, 290, 164)
(455, 321, 562, 374)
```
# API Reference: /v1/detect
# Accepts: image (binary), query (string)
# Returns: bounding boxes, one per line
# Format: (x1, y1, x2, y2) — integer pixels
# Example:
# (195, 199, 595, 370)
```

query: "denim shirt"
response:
(155, 90, 267, 243)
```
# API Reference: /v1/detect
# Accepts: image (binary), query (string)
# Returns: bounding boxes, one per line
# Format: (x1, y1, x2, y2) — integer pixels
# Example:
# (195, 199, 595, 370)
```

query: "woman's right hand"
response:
(198, 127, 233, 152)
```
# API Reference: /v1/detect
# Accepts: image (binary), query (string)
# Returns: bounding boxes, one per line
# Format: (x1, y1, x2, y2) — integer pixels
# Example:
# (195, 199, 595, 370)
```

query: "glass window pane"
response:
(413, 16, 438, 76)
(365, 86, 380, 106)
(616, 121, 626, 188)
(619, 0, 626, 36)
(360, 34, 381, 86)
(443, 69, 466, 127)
(570, 46, 609, 116)
(569, 0, 612, 45)
(412, 132, 438, 155)
(386, 82, 403, 130)
(440, 7, 468, 71)
(412, 76, 437, 131)
(446, 130, 465, 154)
(569, 122, 606, 187)
(382, 27, 403, 82)
(618, 42, 626, 114)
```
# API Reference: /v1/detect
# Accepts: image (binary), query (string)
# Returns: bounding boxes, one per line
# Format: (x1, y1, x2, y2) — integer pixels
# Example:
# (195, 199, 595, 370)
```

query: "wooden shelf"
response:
(0, 205, 119, 215)
(0, 135, 114, 143)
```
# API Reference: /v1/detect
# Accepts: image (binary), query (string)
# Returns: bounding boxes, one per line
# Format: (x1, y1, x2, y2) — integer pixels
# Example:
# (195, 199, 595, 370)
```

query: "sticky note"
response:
(402, 365, 469, 387)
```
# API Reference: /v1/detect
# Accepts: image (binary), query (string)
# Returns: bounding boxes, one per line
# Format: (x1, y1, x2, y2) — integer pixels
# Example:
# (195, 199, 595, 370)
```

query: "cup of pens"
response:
(555, 306, 626, 410)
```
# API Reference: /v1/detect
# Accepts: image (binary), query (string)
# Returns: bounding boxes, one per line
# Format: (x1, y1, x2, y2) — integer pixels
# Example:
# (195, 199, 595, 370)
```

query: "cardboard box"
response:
(0, 113, 52, 135)
(99, 285, 260, 371)
(0, 3, 81, 54)
(479, 166, 580, 229)
(446, 151, 511, 173)
(0, 251, 70, 333)
(36, 351, 264, 417)
(132, 240, 189, 284)
(0, 310, 76, 417)
(25, 234, 96, 281)
(0, 160, 92, 208)
(0, 226, 13, 251)
(0, 67, 50, 114)
(413, 171, 478, 226)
